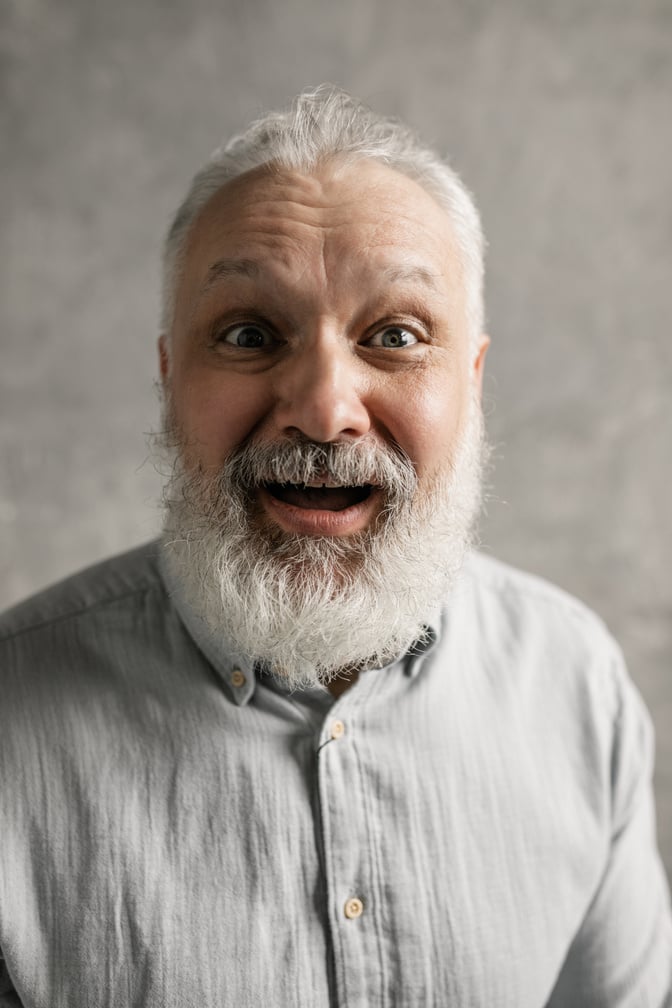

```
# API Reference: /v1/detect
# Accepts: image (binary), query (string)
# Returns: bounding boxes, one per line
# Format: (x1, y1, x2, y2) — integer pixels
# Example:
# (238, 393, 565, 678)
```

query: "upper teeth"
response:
(304, 478, 340, 488)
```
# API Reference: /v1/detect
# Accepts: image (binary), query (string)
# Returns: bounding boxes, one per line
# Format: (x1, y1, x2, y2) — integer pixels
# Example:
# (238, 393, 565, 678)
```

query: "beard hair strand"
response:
(159, 405, 486, 690)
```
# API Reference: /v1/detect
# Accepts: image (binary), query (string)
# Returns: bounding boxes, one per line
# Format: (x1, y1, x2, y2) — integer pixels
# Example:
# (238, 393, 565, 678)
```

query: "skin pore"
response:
(160, 158, 488, 696)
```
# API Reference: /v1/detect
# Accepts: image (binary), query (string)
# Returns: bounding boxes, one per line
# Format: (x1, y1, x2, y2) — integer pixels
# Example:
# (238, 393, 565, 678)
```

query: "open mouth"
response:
(263, 482, 374, 512)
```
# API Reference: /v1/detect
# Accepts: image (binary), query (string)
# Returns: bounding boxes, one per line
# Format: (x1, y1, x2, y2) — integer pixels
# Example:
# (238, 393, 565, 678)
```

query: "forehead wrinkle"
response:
(182, 167, 461, 329)
(188, 248, 334, 327)
(382, 264, 442, 292)
(187, 257, 259, 323)
(201, 257, 260, 293)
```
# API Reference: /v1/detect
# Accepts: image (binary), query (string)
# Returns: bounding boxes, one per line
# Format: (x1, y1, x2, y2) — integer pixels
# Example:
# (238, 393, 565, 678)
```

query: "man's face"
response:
(160, 159, 487, 536)
(158, 159, 488, 686)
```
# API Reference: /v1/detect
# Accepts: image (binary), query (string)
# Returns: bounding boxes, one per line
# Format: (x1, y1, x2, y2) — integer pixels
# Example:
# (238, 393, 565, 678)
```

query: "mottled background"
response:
(2, 1, 671, 881)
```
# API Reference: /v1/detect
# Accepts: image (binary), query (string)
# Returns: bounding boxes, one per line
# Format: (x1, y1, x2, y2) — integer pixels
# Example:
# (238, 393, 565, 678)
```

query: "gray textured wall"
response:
(3, 1, 671, 881)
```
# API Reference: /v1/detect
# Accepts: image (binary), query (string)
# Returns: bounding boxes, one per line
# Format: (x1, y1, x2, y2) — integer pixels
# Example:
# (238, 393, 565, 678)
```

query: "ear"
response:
(472, 333, 490, 398)
(158, 334, 171, 384)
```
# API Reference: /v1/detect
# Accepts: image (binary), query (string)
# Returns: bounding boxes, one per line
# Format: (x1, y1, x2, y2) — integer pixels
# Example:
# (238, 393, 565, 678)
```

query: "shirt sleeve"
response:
(545, 647, 672, 1007)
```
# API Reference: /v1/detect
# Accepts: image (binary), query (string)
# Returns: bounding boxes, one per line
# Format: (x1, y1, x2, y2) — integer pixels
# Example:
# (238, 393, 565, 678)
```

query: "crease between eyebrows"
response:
(190, 257, 443, 326)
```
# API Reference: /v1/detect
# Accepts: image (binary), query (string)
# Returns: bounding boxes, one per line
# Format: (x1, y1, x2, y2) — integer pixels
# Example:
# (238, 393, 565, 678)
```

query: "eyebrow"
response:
(188, 259, 261, 323)
(202, 257, 260, 291)
(382, 265, 441, 290)
(196, 257, 441, 306)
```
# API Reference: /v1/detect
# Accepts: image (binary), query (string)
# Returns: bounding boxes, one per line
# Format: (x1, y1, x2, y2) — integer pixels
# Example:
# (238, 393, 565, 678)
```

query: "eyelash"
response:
(365, 325, 418, 349)
(219, 322, 278, 349)
(213, 317, 428, 350)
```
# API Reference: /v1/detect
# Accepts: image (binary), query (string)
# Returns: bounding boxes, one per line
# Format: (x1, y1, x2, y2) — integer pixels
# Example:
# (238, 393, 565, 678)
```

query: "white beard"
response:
(160, 402, 486, 690)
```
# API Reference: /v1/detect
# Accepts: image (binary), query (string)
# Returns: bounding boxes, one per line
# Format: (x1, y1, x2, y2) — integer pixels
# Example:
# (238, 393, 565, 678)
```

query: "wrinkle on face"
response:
(162, 157, 484, 496)
(175, 161, 466, 341)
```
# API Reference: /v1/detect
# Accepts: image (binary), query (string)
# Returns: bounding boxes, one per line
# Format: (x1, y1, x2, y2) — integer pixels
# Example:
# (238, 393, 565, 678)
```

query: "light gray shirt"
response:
(0, 542, 670, 1006)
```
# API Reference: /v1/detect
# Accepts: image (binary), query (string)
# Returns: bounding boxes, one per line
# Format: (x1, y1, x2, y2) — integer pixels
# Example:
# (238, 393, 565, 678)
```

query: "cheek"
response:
(385, 372, 471, 477)
(169, 370, 268, 466)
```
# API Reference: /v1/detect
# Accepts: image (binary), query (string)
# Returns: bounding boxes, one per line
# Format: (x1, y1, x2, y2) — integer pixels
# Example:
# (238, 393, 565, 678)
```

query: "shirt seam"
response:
(469, 559, 608, 632)
(0, 582, 162, 646)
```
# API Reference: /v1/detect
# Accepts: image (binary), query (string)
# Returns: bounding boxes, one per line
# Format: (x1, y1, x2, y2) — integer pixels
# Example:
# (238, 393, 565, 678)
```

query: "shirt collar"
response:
(158, 547, 256, 706)
(159, 542, 441, 705)
(403, 622, 440, 676)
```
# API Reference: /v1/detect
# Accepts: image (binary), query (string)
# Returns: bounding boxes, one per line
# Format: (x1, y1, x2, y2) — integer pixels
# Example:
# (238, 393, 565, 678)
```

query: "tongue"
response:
(268, 484, 367, 511)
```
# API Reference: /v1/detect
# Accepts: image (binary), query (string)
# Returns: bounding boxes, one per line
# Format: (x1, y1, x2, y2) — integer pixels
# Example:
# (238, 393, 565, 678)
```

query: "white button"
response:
(331, 719, 345, 740)
(231, 669, 246, 688)
(344, 897, 364, 919)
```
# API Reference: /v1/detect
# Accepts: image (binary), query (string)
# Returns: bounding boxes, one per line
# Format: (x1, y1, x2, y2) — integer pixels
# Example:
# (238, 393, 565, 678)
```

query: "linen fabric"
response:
(0, 542, 670, 1006)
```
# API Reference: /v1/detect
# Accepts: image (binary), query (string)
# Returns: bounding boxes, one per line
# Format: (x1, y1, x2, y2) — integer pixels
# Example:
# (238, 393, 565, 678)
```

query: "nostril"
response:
(277, 409, 372, 443)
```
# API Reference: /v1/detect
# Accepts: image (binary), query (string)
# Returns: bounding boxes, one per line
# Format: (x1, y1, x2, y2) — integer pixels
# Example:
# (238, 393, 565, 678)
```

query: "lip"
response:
(257, 485, 382, 536)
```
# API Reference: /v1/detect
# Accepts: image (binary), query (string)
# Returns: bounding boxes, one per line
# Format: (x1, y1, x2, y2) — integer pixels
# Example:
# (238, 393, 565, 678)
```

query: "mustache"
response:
(226, 434, 418, 503)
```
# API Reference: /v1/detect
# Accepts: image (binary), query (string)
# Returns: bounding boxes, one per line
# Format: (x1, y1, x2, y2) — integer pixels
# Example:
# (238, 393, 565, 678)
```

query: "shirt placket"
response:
(317, 702, 386, 1008)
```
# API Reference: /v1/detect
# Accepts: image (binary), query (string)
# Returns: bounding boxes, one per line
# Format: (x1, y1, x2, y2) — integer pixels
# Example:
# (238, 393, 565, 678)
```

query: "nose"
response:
(272, 334, 371, 443)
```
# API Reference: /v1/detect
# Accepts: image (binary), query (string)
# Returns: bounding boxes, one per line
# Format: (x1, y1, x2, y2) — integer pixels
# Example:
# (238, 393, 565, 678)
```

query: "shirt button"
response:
(231, 669, 246, 688)
(331, 719, 346, 740)
(344, 897, 364, 920)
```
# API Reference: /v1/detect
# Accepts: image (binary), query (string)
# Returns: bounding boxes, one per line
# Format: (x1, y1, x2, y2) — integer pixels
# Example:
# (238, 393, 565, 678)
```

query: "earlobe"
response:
(158, 334, 171, 384)
(473, 333, 490, 397)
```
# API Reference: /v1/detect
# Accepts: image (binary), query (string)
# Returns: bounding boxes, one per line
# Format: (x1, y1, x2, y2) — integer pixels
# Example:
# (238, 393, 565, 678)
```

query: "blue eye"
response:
(222, 324, 273, 348)
(368, 326, 418, 349)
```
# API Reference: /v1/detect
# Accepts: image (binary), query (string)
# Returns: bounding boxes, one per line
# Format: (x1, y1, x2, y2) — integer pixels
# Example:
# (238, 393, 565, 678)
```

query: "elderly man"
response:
(0, 87, 670, 1006)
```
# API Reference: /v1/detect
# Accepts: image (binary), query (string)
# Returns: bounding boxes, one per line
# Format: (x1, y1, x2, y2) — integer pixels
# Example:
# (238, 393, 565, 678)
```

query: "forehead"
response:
(181, 160, 461, 291)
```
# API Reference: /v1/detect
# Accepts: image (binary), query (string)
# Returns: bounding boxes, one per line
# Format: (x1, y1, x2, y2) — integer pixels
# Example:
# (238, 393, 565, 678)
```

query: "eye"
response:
(366, 326, 418, 349)
(221, 323, 274, 349)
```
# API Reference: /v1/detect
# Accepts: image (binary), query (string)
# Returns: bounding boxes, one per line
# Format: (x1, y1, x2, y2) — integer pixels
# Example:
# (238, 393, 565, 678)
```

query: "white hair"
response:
(160, 84, 485, 347)
(160, 397, 486, 689)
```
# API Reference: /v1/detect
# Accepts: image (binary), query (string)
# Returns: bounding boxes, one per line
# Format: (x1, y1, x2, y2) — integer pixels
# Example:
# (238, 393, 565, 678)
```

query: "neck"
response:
(325, 668, 360, 699)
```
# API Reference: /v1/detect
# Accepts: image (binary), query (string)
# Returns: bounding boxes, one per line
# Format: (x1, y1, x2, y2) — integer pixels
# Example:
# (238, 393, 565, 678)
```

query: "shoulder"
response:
(454, 551, 631, 727)
(460, 550, 617, 655)
(0, 541, 166, 647)
(453, 553, 656, 830)
(462, 550, 606, 628)
(0, 540, 190, 727)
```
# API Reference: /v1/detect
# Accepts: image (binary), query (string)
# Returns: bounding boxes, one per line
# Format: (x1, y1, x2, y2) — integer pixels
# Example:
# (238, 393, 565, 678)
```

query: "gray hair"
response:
(161, 85, 485, 346)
